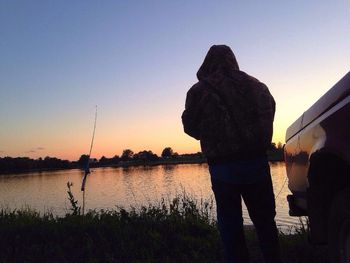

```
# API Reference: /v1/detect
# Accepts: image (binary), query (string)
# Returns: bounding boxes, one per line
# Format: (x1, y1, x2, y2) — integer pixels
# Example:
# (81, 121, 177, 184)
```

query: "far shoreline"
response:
(0, 153, 284, 175)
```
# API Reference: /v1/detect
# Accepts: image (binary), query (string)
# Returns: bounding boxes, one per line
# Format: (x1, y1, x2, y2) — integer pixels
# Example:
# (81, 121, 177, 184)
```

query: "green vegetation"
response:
(0, 186, 220, 263)
(0, 183, 328, 263)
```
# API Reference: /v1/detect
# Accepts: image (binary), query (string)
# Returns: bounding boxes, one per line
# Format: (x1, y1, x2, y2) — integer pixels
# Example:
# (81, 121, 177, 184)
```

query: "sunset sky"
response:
(1, 1, 349, 161)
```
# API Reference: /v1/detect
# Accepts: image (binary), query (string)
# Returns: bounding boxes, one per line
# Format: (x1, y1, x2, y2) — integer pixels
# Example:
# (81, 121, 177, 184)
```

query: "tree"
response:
(277, 142, 283, 150)
(77, 154, 89, 168)
(111, 155, 120, 164)
(269, 143, 277, 151)
(99, 156, 108, 165)
(133, 150, 158, 162)
(121, 149, 134, 161)
(161, 147, 174, 158)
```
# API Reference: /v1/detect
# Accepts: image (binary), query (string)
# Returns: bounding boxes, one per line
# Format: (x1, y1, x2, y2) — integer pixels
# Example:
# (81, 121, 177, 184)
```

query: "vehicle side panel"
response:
(285, 96, 350, 201)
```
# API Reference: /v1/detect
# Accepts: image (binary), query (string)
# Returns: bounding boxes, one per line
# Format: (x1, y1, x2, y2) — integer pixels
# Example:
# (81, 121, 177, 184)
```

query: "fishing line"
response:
(275, 174, 288, 201)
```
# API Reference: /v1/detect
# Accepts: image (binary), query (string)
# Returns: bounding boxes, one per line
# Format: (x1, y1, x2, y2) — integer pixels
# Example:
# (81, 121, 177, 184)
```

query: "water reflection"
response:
(0, 163, 299, 227)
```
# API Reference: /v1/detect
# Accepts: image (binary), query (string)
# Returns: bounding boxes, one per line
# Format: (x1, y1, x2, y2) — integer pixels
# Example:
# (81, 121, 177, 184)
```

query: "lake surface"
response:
(0, 162, 300, 228)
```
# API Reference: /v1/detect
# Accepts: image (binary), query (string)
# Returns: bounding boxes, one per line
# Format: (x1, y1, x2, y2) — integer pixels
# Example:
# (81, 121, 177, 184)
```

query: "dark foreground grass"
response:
(0, 186, 328, 263)
(0, 192, 222, 263)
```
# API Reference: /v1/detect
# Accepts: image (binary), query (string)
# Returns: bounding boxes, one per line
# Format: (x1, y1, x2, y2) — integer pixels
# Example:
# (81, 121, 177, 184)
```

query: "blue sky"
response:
(0, 1, 349, 160)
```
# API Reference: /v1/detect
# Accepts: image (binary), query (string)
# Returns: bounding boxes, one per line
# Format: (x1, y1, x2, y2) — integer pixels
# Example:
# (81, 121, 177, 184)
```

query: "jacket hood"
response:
(197, 45, 239, 81)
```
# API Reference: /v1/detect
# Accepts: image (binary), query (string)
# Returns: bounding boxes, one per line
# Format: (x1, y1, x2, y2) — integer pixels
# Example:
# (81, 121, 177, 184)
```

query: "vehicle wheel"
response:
(328, 187, 350, 263)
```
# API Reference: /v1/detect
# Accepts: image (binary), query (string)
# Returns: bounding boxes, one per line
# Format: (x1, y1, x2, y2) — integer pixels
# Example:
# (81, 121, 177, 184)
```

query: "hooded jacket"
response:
(182, 45, 275, 163)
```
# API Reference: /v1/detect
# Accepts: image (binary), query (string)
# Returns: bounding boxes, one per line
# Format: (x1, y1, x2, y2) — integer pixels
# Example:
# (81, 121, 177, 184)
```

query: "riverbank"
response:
(0, 149, 283, 175)
(0, 192, 327, 263)
(0, 159, 206, 175)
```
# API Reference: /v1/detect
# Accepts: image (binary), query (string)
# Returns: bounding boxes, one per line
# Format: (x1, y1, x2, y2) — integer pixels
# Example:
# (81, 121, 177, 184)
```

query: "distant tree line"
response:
(0, 147, 202, 174)
(84, 147, 205, 168)
(0, 157, 74, 174)
(0, 143, 284, 174)
(267, 142, 284, 161)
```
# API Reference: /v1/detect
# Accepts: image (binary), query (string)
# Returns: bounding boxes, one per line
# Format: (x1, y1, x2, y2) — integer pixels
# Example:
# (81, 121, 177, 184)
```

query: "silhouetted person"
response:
(182, 45, 282, 263)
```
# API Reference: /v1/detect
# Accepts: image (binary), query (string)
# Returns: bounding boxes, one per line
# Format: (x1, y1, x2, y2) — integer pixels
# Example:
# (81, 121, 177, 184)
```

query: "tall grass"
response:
(0, 182, 329, 263)
(0, 182, 221, 263)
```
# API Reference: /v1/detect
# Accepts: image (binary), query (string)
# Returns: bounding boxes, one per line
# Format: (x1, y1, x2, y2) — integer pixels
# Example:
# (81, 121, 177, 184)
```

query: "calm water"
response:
(0, 162, 299, 227)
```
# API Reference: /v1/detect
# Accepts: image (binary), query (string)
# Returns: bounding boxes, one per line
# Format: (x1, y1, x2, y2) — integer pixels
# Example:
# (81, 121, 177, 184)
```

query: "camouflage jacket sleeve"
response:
(181, 85, 201, 140)
(258, 83, 276, 145)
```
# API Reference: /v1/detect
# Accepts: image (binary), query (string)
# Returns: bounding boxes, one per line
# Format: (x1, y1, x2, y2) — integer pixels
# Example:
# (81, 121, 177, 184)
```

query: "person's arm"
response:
(258, 84, 276, 145)
(181, 86, 201, 140)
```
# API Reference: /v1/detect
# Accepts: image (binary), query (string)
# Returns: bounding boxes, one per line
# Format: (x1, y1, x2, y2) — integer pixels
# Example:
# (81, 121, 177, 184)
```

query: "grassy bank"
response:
(0, 188, 326, 263)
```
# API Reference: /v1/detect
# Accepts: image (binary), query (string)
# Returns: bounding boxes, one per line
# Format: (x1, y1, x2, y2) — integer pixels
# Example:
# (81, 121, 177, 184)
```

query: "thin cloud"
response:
(25, 147, 44, 154)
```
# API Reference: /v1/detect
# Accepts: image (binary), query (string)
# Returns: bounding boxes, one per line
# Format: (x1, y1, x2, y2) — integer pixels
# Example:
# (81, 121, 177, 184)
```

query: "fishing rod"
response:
(81, 105, 98, 215)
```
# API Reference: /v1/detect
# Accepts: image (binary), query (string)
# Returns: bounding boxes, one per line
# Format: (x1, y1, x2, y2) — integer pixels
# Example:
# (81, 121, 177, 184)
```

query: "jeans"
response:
(211, 168, 282, 263)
